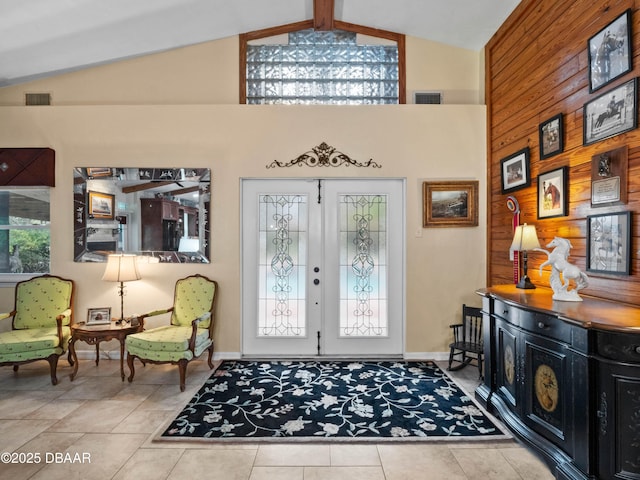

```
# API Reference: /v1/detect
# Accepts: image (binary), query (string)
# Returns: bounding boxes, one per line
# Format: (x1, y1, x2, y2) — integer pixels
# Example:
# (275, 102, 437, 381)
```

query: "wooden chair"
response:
(126, 274, 217, 391)
(0, 274, 75, 385)
(447, 304, 483, 378)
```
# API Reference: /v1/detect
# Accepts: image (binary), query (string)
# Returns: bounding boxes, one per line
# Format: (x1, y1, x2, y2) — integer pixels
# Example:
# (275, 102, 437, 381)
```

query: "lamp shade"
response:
(510, 223, 540, 252)
(102, 254, 141, 283)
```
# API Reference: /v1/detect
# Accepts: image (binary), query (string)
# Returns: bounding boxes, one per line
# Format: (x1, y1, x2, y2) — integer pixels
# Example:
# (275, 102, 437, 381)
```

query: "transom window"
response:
(240, 23, 405, 104)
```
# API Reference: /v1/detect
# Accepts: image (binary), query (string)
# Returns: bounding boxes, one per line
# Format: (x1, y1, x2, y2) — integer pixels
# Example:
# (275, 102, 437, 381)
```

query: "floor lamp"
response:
(102, 254, 141, 324)
(510, 223, 540, 289)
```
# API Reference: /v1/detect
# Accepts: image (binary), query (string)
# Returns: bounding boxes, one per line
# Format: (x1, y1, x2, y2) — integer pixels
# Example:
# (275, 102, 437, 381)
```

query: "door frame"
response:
(240, 177, 406, 358)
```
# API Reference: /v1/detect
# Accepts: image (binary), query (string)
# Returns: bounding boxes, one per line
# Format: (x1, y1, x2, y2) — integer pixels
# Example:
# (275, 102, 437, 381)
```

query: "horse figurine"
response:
(535, 237, 588, 301)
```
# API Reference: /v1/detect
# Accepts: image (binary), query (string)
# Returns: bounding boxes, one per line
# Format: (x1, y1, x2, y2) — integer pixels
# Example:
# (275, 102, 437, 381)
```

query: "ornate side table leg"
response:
(95, 343, 100, 366)
(119, 335, 126, 381)
(69, 337, 79, 381)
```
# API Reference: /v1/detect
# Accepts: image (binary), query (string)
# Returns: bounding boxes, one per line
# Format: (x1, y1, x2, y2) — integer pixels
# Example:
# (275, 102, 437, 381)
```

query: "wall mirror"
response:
(73, 167, 210, 263)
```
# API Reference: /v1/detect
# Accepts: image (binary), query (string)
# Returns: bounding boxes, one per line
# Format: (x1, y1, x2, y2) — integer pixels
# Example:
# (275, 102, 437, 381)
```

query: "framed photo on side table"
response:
(588, 9, 632, 92)
(537, 167, 568, 219)
(586, 211, 631, 275)
(583, 77, 637, 146)
(500, 148, 530, 193)
(87, 307, 111, 325)
(539, 114, 564, 159)
(422, 180, 478, 228)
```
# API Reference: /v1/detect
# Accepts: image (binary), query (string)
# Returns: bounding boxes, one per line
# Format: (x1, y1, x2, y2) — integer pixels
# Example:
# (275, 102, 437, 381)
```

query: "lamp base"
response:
(516, 275, 536, 289)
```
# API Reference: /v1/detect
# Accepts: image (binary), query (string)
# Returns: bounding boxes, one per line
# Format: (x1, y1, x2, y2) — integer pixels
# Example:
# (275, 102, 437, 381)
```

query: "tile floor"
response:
(0, 357, 555, 480)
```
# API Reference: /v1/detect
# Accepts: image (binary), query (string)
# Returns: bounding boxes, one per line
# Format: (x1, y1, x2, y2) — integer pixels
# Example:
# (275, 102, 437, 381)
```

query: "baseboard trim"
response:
(404, 352, 449, 361)
(71, 350, 446, 361)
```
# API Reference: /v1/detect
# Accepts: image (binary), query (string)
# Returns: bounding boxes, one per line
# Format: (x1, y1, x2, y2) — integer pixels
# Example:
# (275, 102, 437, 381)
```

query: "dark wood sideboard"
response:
(476, 285, 640, 480)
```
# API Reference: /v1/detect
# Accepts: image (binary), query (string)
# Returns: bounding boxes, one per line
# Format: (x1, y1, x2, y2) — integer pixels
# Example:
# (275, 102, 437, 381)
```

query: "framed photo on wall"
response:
(500, 147, 530, 193)
(88, 191, 115, 220)
(539, 114, 564, 159)
(537, 167, 568, 219)
(586, 211, 631, 275)
(583, 77, 637, 146)
(588, 9, 632, 92)
(422, 180, 478, 228)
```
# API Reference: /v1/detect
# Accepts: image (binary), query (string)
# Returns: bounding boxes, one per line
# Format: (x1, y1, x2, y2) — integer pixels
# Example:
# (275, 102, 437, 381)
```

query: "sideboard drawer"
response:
(519, 309, 572, 344)
(494, 299, 571, 344)
(596, 331, 640, 363)
(493, 299, 520, 323)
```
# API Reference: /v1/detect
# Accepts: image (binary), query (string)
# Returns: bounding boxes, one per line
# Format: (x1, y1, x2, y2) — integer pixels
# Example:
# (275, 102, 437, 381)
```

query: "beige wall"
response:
(0, 35, 486, 358)
(0, 36, 481, 106)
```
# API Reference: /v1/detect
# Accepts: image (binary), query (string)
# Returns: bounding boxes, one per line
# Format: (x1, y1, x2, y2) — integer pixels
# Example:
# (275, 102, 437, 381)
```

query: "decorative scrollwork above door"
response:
(266, 142, 381, 169)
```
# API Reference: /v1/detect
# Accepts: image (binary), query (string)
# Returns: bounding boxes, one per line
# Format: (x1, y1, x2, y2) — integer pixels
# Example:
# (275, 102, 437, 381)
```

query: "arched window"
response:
(240, 22, 405, 104)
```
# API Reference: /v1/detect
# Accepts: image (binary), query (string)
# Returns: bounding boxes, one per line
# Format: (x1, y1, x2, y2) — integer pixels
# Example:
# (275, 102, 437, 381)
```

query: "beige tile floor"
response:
(0, 357, 555, 480)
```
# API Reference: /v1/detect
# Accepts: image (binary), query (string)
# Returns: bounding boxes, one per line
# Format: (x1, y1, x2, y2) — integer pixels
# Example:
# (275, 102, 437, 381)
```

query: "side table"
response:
(69, 320, 143, 381)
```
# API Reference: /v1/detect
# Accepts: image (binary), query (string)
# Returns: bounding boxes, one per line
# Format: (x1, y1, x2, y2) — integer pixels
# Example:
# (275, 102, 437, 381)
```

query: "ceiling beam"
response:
(121, 181, 173, 194)
(168, 185, 199, 196)
(313, 0, 334, 31)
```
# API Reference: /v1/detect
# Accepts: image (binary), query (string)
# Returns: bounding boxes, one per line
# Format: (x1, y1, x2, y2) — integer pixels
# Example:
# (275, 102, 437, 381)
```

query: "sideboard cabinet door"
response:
(596, 331, 640, 480)
(495, 317, 520, 413)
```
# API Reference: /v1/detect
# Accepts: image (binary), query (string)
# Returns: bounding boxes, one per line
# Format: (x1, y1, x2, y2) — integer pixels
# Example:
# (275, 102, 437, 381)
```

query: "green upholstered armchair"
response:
(0, 274, 75, 385)
(126, 274, 218, 391)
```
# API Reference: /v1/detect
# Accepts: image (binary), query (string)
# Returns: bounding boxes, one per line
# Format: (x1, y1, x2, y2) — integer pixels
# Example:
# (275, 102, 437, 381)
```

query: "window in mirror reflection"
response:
(74, 168, 210, 263)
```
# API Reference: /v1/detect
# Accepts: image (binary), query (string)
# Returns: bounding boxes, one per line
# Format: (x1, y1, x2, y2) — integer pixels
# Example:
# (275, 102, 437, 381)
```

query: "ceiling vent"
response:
(414, 91, 442, 104)
(25, 93, 51, 106)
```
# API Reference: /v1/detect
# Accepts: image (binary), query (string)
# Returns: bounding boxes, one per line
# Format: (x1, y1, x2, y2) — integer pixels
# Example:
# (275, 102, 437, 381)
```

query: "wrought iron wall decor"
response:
(266, 142, 381, 169)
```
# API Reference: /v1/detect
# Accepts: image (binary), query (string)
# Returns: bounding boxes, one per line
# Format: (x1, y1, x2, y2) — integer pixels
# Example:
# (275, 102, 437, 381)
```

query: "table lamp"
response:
(510, 223, 540, 289)
(102, 254, 141, 324)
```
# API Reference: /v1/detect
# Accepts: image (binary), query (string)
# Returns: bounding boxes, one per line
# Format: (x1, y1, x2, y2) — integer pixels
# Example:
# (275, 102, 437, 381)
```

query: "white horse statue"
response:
(535, 237, 589, 301)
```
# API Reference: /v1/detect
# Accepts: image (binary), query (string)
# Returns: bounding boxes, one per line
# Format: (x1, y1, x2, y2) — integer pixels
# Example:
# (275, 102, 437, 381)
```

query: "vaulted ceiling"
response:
(0, 0, 520, 87)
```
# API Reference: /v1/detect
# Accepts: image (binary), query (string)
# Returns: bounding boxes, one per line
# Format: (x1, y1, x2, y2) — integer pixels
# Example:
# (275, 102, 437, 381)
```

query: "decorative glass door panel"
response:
(339, 194, 388, 338)
(242, 179, 404, 357)
(258, 194, 308, 337)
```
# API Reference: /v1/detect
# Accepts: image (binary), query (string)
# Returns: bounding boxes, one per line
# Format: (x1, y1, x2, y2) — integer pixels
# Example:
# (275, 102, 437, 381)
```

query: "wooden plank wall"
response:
(486, 0, 640, 305)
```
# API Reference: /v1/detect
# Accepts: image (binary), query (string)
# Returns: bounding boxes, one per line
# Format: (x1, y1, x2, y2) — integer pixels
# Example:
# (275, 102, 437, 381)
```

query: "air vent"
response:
(25, 93, 51, 106)
(414, 92, 442, 104)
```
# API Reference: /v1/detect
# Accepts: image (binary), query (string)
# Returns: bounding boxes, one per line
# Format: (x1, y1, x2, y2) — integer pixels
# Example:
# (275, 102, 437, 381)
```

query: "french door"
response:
(241, 178, 405, 357)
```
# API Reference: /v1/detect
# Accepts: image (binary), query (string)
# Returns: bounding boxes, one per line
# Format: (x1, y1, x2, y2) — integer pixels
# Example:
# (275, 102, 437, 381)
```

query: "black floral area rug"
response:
(158, 360, 507, 442)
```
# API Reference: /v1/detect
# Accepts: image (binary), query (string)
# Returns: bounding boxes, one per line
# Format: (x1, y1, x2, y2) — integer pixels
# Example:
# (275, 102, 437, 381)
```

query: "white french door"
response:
(241, 178, 404, 357)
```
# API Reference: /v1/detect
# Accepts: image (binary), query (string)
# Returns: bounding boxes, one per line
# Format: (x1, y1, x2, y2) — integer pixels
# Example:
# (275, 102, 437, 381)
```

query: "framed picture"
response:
(87, 307, 111, 325)
(539, 113, 564, 159)
(586, 211, 631, 275)
(588, 9, 632, 92)
(88, 191, 115, 219)
(86, 167, 112, 178)
(500, 147, 530, 193)
(583, 77, 637, 146)
(422, 180, 478, 228)
(591, 145, 628, 207)
(537, 167, 568, 219)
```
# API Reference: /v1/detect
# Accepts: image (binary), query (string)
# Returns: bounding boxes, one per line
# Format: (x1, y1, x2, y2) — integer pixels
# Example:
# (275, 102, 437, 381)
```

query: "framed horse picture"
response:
(537, 167, 568, 219)
(500, 147, 530, 194)
(583, 77, 637, 146)
(588, 9, 632, 92)
(586, 211, 631, 275)
(538, 113, 563, 159)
